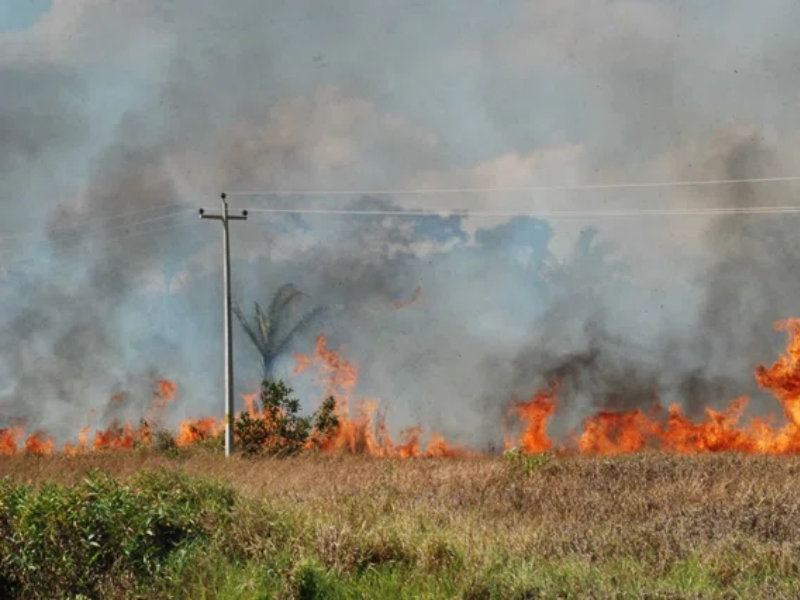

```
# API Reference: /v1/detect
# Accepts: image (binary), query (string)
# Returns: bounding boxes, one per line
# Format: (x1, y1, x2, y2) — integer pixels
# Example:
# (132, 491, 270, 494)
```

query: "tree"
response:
(234, 379, 339, 456)
(233, 284, 326, 380)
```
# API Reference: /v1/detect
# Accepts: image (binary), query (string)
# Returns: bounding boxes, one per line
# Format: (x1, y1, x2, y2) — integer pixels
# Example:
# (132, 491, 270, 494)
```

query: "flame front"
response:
(7, 319, 800, 457)
(294, 334, 469, 458)
(505, 319, 800, 455)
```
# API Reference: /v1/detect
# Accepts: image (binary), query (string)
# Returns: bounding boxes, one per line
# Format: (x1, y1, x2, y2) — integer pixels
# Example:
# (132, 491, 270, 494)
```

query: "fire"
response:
(242, 392, 259, 415)
(88, 380, 180, 452)
(0, 380, 181, 456)
(0, 428, 23, 456)
(92, 422, 145, 451)
(754, 319, 800, 427)
(175, 417, 221, 447)
(7, 319, 800, 457)
(146, 379, 178, 423)
(64, 426, 91, 456)
(294, 333, 358, 397)
(294, 334, 469, 458)
(24, 431, 54, 456)
(506, 384, 558, 454)
(504, 319, 800, 455)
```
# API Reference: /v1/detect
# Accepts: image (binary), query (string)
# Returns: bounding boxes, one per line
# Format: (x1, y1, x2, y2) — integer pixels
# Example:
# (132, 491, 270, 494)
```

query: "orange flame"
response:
(0, 428, 23, 456)
(24, 431, 54, 456)
(8, 319, 800, 458)
(504, 319, 800, 455)
(506, 384, 558, 453)
(294, 334, 469, 458)
(145, 379, 178, 424)
(175, 417, 221, 447)
(64, 425, 91, 456)
(242, 392, 259, 415)
(294, 333, 358, 398)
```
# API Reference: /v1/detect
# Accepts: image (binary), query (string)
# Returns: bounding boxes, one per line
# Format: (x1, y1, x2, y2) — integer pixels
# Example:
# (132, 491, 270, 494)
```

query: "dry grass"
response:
(3, 450, 800, 598)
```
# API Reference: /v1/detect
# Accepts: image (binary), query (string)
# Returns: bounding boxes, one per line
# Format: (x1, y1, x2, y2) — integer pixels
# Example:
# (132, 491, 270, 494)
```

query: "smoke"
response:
(694, 137, 800, 369)
(496, 114, 800, 436)
(0, 103, 196, 436)
(229, 201, 547, 442)
(3, 1, 800, 448)
(470, 3, 800, 445)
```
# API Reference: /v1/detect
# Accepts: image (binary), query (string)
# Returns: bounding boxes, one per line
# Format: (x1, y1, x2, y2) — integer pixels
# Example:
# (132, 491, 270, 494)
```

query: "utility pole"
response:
(199, 193, 248, 457)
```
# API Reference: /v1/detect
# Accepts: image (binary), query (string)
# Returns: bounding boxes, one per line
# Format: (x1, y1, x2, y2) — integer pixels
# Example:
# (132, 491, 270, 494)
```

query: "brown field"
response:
(3, 450, 800, 598)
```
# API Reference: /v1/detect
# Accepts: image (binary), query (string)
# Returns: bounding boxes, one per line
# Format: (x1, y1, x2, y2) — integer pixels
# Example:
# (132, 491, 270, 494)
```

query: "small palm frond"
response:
(253, 302, 271, 347)
(267, 283, 305, 342)
(272, 306, 327, 359)
(236, 284, 325, 379)
(233, 303, 269, 355)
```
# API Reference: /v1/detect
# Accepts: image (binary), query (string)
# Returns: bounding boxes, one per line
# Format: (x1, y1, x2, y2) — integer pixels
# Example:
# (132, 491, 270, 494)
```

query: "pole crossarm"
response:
(198, 192, 248, 457)
(199, 212, 248, 221)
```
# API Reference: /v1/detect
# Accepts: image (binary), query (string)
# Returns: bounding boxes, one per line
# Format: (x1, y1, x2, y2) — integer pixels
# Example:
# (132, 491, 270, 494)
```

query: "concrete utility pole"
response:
(199, 193, 248, 457)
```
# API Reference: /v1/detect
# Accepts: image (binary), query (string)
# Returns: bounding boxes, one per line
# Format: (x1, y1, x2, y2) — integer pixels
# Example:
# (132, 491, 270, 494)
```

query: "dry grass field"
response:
(2, 449, 800, 598)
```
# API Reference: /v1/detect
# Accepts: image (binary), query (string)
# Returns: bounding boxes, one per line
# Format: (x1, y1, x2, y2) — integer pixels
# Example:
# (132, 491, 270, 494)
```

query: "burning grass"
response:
(2, 451, 800, 598)
(7, 319, 800, 460)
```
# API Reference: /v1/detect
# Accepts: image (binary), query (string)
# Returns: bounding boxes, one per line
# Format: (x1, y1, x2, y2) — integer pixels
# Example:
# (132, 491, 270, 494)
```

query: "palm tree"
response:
(233, 283, 327, 380)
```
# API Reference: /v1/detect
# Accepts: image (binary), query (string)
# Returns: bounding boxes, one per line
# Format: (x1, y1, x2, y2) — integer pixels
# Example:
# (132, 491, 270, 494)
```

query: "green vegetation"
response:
(234, 379, 339, 456)
(233, 283, 327, 380)
(0, 470, 234, 599)
(2, 452, 800, 599)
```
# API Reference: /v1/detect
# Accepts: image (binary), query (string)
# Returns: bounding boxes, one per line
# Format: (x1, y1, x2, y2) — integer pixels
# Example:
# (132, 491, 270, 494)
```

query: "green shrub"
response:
(235, 379, 339, 457)
(0, 470, 235, 599)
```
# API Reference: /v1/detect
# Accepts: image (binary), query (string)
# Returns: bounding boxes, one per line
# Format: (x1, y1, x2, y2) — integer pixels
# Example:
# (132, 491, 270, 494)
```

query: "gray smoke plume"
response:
(497, 135, 800, 441)
(0, 105, 193, 436)
(479, 3, 800, 441)
(3, 1, 800, 449)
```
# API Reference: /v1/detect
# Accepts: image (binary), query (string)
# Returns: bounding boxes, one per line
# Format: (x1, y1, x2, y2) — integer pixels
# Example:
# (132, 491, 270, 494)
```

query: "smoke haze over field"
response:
(3, 1, 800, 445)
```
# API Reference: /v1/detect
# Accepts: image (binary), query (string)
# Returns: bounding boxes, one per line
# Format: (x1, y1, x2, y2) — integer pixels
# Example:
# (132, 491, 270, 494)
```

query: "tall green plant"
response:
(234, 379, 339, 457)
(233, 284, 326, 380)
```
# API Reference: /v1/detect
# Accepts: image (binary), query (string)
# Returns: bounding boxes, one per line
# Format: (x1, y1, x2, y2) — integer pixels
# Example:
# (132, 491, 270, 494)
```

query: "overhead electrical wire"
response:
(224, 175, 800, 198)
(0, 205, 197, 243)
(0, 210, 195, 252)
(3, 174, 798, 243)
(4, 174, 800, 266)
(226, 205, 800, 218)
(0, 219, 204, 264)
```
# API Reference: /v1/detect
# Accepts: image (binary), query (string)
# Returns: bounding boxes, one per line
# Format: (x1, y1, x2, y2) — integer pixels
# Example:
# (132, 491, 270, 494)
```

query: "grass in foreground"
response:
(2, 450, 800, 598)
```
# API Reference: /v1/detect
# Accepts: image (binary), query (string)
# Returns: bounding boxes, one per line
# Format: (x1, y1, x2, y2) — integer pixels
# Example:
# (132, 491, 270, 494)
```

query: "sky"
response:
(0, 2, 50, 34)
(2, 1, 800, 445)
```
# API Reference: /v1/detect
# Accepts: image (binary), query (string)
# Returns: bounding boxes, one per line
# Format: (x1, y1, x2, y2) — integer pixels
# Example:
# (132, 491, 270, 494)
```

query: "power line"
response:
(224, 175, 800, 198)
(0, 220, 204, 264)
(0, 210, 194, 253)
(0, 205, 196, 243)
(223, 205, 800, 219)
(3, 173, 795, 241)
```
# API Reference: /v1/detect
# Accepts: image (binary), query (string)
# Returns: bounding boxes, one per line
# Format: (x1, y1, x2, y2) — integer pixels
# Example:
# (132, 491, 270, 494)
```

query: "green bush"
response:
(0, 470, 235, 599)
(235, 379, 339, 457)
